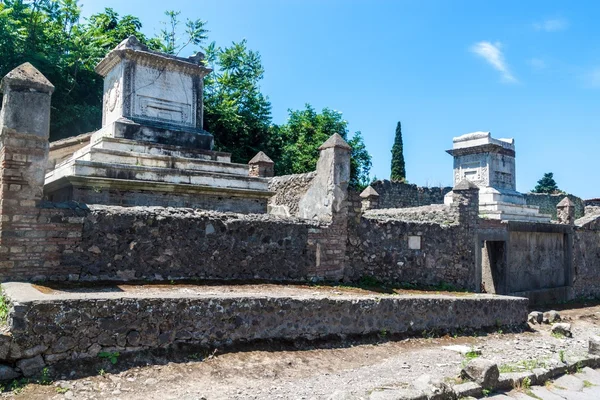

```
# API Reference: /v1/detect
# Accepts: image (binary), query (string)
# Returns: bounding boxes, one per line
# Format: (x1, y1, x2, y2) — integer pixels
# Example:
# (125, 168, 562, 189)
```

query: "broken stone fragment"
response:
(461, 359, 500, 389)
(589, 335, 600, 355)
(528, 311, 543, 324)
(411, 374, 453, 400)
(543, 310, 561, 324)
(551, 323, 572, 338)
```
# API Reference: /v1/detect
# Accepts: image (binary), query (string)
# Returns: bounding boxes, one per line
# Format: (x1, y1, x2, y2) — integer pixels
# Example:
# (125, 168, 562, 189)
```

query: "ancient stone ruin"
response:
(45, 36, 272, 213)
(0, 38, 598, 380)
(444, 131, 551, 222)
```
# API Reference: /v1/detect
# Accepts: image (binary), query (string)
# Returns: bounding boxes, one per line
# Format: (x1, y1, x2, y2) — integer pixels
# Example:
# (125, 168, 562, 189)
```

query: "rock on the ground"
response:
(551, 323, 572, 338)
(411, 374, 453, 399)
(0, 364, 20, 381)
(461, 359, 500, 389)
(589, 336, 600, 355)
(543, 310, 561, 324)
(528, 311, 543, 324)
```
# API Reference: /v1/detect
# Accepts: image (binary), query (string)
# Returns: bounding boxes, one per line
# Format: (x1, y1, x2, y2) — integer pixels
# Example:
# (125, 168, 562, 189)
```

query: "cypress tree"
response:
(390, 121, 406, 182)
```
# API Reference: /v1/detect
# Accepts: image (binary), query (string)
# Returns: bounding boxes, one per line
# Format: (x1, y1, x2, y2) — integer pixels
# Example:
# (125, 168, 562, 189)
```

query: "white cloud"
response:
(527, 58, 546, 70)
(470, 41, 517, 83)
(533, 18, 568, 32)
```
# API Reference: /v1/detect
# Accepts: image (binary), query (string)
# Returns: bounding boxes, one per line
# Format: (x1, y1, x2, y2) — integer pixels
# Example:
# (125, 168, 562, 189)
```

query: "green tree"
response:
(532, 172, 560, 194)
(155, 10, 208, 56)
(202, 40, 274, 164)
(390, 121, 406, 182)
(0, 1, 152, 140)
(275, 105, 372, 190)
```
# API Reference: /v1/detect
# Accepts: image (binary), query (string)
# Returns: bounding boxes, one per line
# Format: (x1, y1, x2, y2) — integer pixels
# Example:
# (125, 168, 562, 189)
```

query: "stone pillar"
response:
(299, 133, 351, 222)
(301, 133, 352, 281)
(248, 151, 274, 178)
(0, 63, 54, 278)
(451, 180, 480, 227)
(557, 197, 575, 225)
(360, 186, 379, 211)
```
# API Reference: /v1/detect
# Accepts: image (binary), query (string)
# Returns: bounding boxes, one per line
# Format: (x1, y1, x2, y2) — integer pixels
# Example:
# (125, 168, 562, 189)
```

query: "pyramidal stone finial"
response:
(319, 133, 352, 151)
(557, 197, 575, 208)
(453, 179, 479, 191)
(1, 62, 54, 94)
(360, 186, 379, 198)
(116, 35, 148, 51)
(248, 151, 274, 165)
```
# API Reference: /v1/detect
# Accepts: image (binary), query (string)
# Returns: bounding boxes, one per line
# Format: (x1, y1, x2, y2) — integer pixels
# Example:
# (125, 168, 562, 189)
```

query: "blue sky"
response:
(80, 0, 600, 199)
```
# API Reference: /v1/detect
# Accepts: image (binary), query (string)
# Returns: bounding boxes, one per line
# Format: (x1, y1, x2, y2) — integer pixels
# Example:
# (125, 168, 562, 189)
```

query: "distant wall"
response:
(585, 199, 600, 208)
(370, 180, 452, 209)
(268, 172, 316, 217)
(524, 193, 584, 220)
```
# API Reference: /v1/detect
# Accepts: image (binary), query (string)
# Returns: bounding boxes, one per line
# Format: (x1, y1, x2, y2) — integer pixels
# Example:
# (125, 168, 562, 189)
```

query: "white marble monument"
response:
(44, 37, 273, 212)
(444, 132, 551, 222)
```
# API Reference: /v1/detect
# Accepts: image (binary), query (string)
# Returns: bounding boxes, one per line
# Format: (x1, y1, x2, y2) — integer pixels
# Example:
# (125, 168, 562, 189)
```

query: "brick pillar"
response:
(359, 185, 379, 211)
(0, 63, 54, 278)
(248, 151, 274, 177)
(451, 180, 480, 227)
(557, 197, 575, 225)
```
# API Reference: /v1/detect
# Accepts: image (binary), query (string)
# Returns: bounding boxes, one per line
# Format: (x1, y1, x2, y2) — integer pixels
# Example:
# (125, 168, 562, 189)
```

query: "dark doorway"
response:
(481, 240, 506, 294)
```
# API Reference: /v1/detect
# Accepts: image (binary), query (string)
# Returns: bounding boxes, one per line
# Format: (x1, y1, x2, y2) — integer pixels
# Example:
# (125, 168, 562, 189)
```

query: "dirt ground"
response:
(4, 300, 600, 400)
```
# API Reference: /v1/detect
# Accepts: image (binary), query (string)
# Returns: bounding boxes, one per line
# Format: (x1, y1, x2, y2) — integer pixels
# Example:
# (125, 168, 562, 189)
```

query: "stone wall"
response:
(524, 193, 584, 220)
(573, 228, 600, 298)
(585, 199, 600, 208)
(0, 282, 528, 377)
(62, 206, 321, 282)
(268, 172, 316, 217)
(572, 213, 600, 298)
(345, 184, 480, 290)
(345, 216, 476, 289)
(370, 180, 452, 209)
(506, 230, 566, 293)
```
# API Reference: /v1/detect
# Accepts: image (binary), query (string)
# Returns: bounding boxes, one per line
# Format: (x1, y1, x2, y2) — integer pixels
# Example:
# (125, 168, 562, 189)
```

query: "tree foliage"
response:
(0, 0, 155, 140)
(390, 121, 406, 182)
(203, 40, 274, 164)
(532, 172, 561, 194)
(275, 105, 372, 190)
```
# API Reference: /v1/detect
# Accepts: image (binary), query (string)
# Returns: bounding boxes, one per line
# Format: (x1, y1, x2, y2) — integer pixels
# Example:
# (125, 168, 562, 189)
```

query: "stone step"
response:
(91, 136, 232, 163)
(479, 209, 552, 223)
(46, 159, 269, 192)
(76, 146, 249, 177)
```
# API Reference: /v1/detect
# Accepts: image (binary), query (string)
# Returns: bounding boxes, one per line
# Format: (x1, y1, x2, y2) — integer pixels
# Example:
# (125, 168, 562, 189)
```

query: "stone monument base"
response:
(44, 135, 273, 213)
(445, 187, 551, 223)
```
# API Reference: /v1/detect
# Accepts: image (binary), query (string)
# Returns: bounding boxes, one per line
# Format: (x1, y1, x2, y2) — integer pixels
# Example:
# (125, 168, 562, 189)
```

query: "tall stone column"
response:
(0, 63, 54, 278)
(301, 133, 351, 281)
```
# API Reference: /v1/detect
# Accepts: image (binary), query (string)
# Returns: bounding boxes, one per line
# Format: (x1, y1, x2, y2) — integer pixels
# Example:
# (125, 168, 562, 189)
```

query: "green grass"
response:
(583, 380, 594, 388)
(98, 351, 119, 364)
(499, 359, 547, 373)
(0, 288, 9, 324)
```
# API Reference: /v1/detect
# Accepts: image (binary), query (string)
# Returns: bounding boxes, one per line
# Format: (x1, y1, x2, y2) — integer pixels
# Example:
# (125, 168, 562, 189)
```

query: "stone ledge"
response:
(0, 283, 528, 377)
